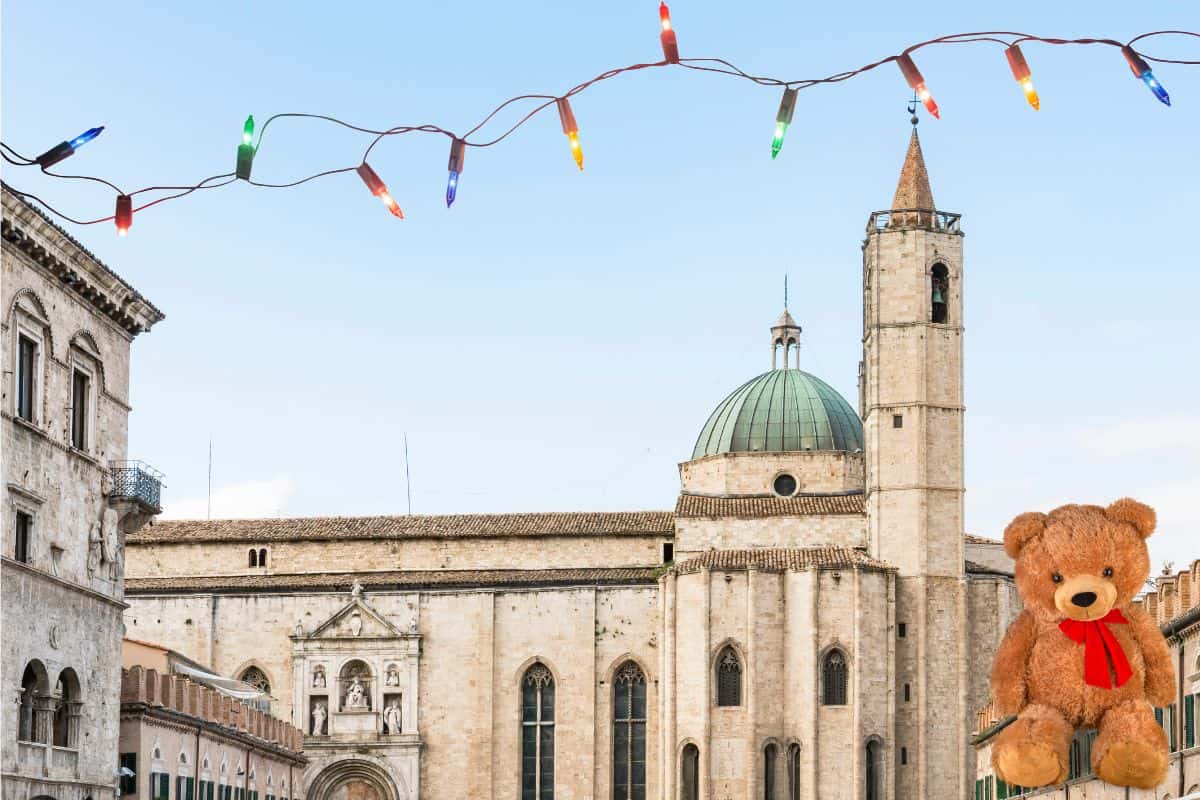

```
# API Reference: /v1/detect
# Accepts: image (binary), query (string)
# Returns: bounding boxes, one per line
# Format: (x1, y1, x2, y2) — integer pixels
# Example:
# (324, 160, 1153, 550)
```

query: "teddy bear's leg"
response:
(992, 704, 1072, 788)
(1093, 699, 1169, 789)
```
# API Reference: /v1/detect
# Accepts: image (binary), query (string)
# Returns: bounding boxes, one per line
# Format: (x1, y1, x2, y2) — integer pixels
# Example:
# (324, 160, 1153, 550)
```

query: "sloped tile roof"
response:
(964, 533, 1001, 545)
(124, 566, 662, 594)
(673, 547, 894, 575)
(675, 492, 864, 518)
(130, 510, 675, 544)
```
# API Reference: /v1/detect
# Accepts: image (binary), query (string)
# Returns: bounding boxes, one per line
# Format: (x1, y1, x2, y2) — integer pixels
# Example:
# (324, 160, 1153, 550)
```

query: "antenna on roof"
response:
(404, 433, 412, 516)
(784, 274, 789, 311)
(207, 439, 213, 520)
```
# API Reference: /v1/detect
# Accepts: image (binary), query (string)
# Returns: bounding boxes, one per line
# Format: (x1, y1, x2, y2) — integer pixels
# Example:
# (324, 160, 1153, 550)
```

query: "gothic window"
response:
(716, 647, 742, 707)
(248, 550, 257, 567)
(521, 663, 555, 800)
(931, 263, 949, 324)
(680, 744, 700, 800)
(822, 649, 847, 706)
(14, 510, 31, 563)
(764, 743, 777, 800)
(612, 661, 646, 800)
(865, 739, 883, 800)
(240, 667, 272, 713)
(71, 368, 90, 450)
(18, 662, 42, 742)
(16, 333, 37, 422)
(52, 668, 80, 748)
(786, 743, 800, 800)
(258, 548, 267, 567)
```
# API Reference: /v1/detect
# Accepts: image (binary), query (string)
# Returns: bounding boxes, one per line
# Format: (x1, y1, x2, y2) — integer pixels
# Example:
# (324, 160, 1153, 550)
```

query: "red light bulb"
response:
(659, 2, 679, 63)
(896, 54, 939, 119)
(115, 195, 132, 237)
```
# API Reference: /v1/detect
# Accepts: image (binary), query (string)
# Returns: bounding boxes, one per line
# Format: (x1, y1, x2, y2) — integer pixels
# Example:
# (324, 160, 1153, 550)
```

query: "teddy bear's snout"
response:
(1055, 574, 1118, 620)
(1071, 591, 1097, 608)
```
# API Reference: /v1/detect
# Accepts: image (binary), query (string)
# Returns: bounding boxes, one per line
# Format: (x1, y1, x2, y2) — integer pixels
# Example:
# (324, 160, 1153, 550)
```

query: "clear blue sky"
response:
(4, 2, 1197, 570)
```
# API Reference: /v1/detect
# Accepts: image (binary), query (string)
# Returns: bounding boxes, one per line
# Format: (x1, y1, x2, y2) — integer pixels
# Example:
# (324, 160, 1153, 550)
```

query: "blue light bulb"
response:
(68, 127, 104, 150)
(446, 171, 460, 208)
(1140, 70, 1171, 106)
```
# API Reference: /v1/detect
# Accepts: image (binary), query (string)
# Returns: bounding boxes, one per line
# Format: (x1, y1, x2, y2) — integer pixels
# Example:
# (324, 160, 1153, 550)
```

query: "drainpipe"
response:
(1179, 643, 1186, 800)
(195, 724, 202, 800)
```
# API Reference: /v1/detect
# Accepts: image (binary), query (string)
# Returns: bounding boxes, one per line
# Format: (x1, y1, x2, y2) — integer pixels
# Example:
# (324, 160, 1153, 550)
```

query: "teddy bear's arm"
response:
(991, 609, 1036, 716)
(1128, 606, 1176, 707)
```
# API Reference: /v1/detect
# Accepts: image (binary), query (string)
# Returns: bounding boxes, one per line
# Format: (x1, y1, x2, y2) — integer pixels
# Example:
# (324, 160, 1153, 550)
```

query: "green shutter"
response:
(997, 778, 1007, 799)
(975, 779, 983, 800)
(986, 775, 993, 800)
(1187, 694, 1196, 749)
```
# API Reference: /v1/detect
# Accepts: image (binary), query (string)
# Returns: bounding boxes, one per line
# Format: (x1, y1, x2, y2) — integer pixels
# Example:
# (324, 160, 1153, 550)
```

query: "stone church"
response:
(121, 126, 1019, 800)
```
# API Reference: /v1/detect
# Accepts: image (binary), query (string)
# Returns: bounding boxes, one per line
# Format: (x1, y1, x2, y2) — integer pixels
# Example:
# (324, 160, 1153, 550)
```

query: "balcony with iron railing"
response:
(867, 208, 962, 234)
(109, 460, 164, 514)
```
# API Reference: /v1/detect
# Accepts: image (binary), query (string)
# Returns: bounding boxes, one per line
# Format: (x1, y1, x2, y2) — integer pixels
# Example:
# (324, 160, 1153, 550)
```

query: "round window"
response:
(773, 473, 797, 497)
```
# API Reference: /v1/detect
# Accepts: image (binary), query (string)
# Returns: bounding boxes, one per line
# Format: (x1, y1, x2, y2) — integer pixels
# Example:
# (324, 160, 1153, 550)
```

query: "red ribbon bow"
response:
(1059, 608, 1133, 690)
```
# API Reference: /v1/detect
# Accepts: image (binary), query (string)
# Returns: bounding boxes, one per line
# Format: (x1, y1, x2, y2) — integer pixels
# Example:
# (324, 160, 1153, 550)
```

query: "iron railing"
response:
(867, 208, 962, 233)
(109, 460, 164, 513)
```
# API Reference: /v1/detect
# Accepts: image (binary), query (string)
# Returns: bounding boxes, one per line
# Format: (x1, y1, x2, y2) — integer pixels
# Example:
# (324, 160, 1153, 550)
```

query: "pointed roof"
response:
(772, 309, 799, 330)
(890, 128, 935, 211)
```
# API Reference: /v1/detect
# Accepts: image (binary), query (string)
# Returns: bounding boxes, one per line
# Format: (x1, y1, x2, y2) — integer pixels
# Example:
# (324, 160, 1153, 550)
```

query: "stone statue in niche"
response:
(295, 620, 305, 638)
(344, 677, 368, 710)
(103, 508, 122, 580)
(86, 522, 103, 576)
(383, 700, 402, 734)
(385, 665, 399, 686)
(311, 702, 327, 736)
(350, 580, 363, 598)
(349, 611, 363, 637)
(312, 667, 326, 689)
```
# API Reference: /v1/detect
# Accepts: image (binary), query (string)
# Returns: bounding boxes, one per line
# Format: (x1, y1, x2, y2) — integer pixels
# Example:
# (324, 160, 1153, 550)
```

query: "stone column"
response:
(33, 694, 55, 744)
(67, 701, 83, 749)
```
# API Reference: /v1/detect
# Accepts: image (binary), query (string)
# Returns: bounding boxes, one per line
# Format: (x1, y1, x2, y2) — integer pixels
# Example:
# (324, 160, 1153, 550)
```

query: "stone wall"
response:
(679, 451, 864, 496)
(673, 514, 866, 559)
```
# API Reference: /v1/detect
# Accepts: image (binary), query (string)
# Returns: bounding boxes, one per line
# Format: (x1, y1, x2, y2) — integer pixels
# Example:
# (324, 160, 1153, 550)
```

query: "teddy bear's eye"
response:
(1051, 573, 1063, 583)
(1103, 567, 1114, 578)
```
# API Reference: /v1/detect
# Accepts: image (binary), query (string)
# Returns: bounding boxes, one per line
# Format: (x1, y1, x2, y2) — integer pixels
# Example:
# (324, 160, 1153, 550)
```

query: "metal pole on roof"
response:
(207, 439, 213, 520)
(404, 434, 412, 516)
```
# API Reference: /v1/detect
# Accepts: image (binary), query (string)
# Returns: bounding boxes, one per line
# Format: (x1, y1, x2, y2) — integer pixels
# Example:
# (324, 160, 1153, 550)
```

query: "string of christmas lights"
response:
(2, 15, 1196, 234)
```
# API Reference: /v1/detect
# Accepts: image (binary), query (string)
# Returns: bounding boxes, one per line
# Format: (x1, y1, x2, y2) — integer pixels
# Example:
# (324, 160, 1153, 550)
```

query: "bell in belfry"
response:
(932, 285, 946, 305)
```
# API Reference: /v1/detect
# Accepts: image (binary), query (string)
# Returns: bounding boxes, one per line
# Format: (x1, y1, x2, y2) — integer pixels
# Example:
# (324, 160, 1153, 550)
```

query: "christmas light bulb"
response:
(115, 195, 132, 237)
(242, 115, 255, 145)
(896, 54, 939, 119)
(446, 138, 466, 208)
(556, 98, 583, 170)
(1122, 46, 1170, 106)
(236, 115, 255, 180)
(356, 163, 404, 219)
(36, 126, 105, 168)
(1005, 45, 1039, 110)
(659, 2, 679, 64)
(771, 87, 798, 159)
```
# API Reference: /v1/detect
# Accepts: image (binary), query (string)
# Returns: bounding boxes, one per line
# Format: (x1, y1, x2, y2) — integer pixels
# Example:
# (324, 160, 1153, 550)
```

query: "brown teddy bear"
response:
(991, 499, 1175, 790)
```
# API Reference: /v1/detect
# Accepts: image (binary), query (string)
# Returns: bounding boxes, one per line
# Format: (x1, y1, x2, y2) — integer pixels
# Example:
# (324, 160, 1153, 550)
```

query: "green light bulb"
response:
(771, 121, 788, 159)
(242, 115, 255, 145)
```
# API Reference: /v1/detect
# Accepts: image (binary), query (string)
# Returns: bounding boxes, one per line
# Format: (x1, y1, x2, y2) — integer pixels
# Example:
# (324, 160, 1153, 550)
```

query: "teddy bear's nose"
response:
(1072, 591, 1098, 608)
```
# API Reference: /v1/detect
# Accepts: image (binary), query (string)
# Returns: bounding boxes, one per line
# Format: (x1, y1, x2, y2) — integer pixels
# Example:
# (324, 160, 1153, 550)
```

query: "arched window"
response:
(681, 744, 700, 800)
(786, 743, 800, 800)
(258, 548, 267, 567)
(52, 668, 81, 748)
(18, 662, 44, 742)
(612, 661, 646, 800)
(716, 647, 741, 707)
(521, 663, 554, 800)
(931, 263, 949, 324)
(239, 667, 271, 713)
(763, 743, 777, 800)
(248, 550, 257, 567)
(865, 739, 883, 800)
(822, 649, 847, 706)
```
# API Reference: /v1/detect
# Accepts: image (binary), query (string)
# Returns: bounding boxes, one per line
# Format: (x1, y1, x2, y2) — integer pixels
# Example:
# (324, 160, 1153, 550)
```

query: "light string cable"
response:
(2, 27, 1196, 230)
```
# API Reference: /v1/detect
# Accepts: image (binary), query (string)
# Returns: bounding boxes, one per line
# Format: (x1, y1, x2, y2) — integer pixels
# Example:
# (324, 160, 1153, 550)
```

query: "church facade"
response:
(121, 129, 1019, 800)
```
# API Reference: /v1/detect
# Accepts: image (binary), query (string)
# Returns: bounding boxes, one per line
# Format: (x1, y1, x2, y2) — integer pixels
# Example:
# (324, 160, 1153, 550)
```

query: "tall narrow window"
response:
(822, 649, 847, 705)
(14, 511, 31, 563)
(152, 771, 171, 800)
(17, 334, 36, 421)
(865, 739, 883, 800)
(249, 550, 257, 567)
(763, 743, 777, 800)
(71, 369, 90, 450)
(120, 754, 138, 796)
(259, 548, 267, 567)
(931, 263, 949, 324)
(681, 744, 700, 800)
(786, 744, 800, 800)
(613, 662, 646, 800)
(19, 664, 40, 742)
(521, 663, 554, 800)
(716, 647, 741, 707)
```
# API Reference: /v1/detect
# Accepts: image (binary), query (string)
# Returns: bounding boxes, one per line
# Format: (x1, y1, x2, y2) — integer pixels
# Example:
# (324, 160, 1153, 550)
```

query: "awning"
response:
(171, 661, 269, 701)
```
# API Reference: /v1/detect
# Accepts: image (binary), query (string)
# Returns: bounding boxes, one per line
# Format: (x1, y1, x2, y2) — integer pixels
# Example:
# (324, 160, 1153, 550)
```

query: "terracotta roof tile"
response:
(125, 566, 662, 594)
(964, 534, 1001, 545)
(674, 493, 864, 518)
(130, 510, 675, 544)
(673, 547, 894, 574)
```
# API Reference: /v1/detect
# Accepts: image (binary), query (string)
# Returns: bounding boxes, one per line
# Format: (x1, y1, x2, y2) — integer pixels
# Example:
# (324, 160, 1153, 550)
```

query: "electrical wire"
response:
(2, 27, 1195, 228)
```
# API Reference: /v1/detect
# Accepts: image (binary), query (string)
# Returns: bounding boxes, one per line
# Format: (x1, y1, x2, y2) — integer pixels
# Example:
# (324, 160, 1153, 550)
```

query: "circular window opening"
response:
(773, 474, 797, 497)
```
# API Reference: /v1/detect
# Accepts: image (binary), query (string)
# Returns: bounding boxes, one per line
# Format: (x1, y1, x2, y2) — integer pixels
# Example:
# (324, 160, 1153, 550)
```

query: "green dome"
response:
(692, 369, 863, 459)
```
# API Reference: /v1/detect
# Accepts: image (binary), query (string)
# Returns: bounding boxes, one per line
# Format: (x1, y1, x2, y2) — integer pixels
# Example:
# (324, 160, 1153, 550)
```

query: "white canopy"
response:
(172, 661, 269, 701)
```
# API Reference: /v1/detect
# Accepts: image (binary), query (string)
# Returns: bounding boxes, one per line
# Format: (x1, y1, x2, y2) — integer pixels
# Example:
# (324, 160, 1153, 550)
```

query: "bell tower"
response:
(860, 119, 967, 798)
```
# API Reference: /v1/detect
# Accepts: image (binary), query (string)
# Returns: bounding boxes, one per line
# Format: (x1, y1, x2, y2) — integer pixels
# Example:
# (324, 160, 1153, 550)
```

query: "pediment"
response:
(306, 593, 404, 640)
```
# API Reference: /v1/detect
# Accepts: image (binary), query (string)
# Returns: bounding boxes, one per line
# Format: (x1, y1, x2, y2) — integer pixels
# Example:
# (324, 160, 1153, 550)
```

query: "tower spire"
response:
(889, 102, 936, 228)
(770, 282, 801, 370)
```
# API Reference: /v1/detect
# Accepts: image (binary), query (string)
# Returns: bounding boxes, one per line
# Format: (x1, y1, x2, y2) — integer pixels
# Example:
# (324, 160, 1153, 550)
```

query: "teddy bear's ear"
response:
(1106, 498, 1157, 539)
(1003, 512, 1048, 558)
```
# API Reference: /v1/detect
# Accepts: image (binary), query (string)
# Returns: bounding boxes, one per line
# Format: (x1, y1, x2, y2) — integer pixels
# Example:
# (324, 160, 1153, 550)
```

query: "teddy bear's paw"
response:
(1097, 741, 1168, 789)
(996, 742, 1065, 788)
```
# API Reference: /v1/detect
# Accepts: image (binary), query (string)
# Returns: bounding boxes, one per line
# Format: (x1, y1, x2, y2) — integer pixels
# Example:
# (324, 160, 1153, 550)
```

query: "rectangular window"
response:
(1187, 693, 1196, 749)
(975, 779, 983, 800)
(662, 542, 673, 564)
(985, 776, 993, 800)
(151, 772, 171, 800)
(71, 369, 90, 450)
(17, 334, 36, 421)
(1170, 704, 1179, 752)
(899, 747, 907, 765)
(14, 511, 32, 563)
(903, 683, 910, 702)
(892, 414, 903, 429)
(897, 623, 906, 638)
(120, 753, 138, 796)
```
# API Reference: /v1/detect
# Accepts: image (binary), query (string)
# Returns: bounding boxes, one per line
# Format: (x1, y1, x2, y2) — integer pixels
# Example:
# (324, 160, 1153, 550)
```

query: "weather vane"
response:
(908, 91, 920, 126)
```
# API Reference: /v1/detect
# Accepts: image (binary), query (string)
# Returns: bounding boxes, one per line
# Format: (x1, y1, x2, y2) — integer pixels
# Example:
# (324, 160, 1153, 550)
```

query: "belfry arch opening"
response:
(931, 263, 949, 323)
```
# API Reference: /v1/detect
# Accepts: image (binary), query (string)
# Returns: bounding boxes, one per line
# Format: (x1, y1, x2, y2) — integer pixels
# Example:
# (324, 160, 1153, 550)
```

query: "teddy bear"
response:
(990, 498, 1175, 790)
